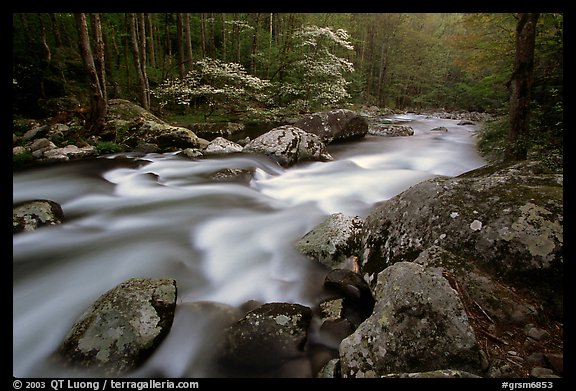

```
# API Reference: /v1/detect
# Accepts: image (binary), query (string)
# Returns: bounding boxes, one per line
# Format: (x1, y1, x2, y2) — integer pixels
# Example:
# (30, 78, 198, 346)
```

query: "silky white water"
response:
(13, 114, 486, 377)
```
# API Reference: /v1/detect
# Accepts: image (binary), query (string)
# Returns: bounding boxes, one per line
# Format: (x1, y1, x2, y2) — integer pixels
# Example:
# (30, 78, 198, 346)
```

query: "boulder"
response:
(243, 125, 333, 167)
(361, 160, 563, 318)
(104, 99, 202, 151)
(295, 213, 364, 269)
(217, 302, 312, 371)
(13, 199, 64, 234)
(368, 124, 414, 137)
(203, 137, 244, 155)
(339, 262, 482, 378)
(55, 278, 177, 375)
(293, 109, 368, 144)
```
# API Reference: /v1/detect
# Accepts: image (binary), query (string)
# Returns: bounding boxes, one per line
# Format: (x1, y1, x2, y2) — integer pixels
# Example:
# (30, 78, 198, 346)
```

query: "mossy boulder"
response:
(55, 278, 177, 375)
(361, 160, 563, 318)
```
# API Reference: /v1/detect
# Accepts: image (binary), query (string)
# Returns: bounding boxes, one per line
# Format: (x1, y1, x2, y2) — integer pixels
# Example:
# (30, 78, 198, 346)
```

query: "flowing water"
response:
(13, 113, 487, 378)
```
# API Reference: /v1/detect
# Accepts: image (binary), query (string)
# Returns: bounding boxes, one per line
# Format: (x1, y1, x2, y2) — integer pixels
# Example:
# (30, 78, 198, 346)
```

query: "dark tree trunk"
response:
(176, 13, 186, 78)
(129, 13, 150, 110)
(145, 13, 156, 68)
(184, 13, 194, 71)
(250, 13, 260, 74)
(75, 13, 107, 134)
(507, 13, 539, 161)
(92, 13, 107, 103)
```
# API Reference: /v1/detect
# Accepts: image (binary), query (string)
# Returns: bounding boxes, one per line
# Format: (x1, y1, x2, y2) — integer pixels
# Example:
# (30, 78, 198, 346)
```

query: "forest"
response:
(12, 12, 563, 163)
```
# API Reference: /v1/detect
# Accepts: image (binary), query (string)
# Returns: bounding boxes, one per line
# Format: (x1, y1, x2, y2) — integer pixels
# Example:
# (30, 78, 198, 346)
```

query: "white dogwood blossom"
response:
(279, 25, 355, 110)
(153, 58, 271, 118)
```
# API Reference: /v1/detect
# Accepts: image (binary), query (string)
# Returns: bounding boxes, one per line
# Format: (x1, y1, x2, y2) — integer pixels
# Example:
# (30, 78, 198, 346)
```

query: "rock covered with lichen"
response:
(339, 262, 482, 378)
(217, 302, 312, 371)
(296, 213, 364, 269)
(361, 160, 563, 318)
(55, 278, 177, 375)
(13, 199, 64, 234)
(243, 125, 333, 167)
(104, 99, 202, 151)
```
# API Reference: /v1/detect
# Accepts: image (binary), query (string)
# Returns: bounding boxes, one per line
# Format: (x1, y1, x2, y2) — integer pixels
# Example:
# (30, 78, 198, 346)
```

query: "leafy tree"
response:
(277, 25, 355, 112)
(152, 58, 271, 121)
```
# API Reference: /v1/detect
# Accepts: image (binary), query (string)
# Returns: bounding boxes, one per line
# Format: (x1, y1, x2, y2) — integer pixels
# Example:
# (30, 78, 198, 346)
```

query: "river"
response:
(13, 113, 487, 377)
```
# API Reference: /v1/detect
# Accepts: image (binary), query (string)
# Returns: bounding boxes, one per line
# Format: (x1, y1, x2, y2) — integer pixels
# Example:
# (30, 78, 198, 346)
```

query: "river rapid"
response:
(13, 113, 487, 377)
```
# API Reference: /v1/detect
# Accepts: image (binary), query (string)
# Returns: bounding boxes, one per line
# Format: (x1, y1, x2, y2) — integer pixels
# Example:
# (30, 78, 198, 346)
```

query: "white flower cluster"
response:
(286, 25, 355, 107)
(294, 25, 355, 51)
(153, 58, 271, 110)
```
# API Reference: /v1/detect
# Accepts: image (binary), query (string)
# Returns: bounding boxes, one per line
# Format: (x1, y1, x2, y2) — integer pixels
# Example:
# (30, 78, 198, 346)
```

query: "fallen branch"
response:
(474, 300, 495, 324)
(480, 328, 509, 346)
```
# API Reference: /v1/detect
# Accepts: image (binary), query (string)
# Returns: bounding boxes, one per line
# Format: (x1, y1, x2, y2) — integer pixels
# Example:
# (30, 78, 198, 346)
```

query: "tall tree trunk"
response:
(221, 13, 227, 62)
(507, 13, 539, 161)
(208, 13, 216, 57)
(162, 13, 172, 78)
(233, 13, 240, 63)
(38, 14, 51, 64)
(251, 13, 260, 74)
(145, 13, 156, 67)
(138, 14, 150, 108)
(49, 13, 63, 47)
(176, 13, 185, 78)
(129, 13, 150, 110)
(267, 13, 273, 78)
(200, 13, 207, 58)
(75, 13, 107, 133)
(184, 13, 194, 71)
(92, 13, 107, 103)
(376, 40, 387, 106)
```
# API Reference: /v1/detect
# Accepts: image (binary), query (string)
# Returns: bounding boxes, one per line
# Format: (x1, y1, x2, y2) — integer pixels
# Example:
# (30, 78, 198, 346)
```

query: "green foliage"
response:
(95, 141, 123, 154)
(13, 150, 35, 167)
(477, 116, 509, 163)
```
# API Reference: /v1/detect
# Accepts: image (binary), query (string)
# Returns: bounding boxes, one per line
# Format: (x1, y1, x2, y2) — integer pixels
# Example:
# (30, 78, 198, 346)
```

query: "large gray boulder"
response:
(339, 262, 482, 378)
(243, 125, 333, 167)
(293, 109, 368, 144)
(55, 278, 177, 375)
(361, 160, 563, 317)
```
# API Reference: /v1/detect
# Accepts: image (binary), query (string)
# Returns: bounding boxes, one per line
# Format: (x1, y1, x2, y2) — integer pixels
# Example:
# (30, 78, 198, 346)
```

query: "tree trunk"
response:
(129, 13, 150, 110)
(200, 13, 207, 58)
(145, 13, 156, 67)
(92, 13, 107, 103)
(221, 13, 227, 62)
(377, 40, 387, 106)
(139, 14, 150, 108)
(507, 13, 539, 161)
(233, 13, 240, 63)
(176, 13, 185, 78)
(250, 13, 260, 74)
(123, 14, 131, 93)
(184, 13, 194, 71)
(75, 13, 107, 134)
(38, 14, 51, 64)
(49, 13, 63, 47)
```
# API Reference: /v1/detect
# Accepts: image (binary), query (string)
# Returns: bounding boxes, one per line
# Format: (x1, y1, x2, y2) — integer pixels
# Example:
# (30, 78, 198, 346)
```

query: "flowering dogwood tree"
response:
(279, 25, 355, 111)
(153, 58, 271, 121)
